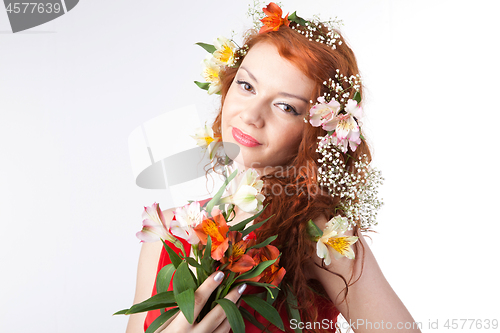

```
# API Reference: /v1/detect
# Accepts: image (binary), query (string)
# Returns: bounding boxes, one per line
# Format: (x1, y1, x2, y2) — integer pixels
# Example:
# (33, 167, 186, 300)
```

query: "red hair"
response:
(212, 26, 371, 332)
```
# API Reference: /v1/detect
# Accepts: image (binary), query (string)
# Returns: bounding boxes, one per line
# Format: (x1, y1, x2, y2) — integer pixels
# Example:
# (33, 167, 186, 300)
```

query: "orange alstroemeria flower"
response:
(259, 2, 290, 34)
(247, 244, 286, 287)
(220, 231, 256, 273)
(194, 213, 229, 261)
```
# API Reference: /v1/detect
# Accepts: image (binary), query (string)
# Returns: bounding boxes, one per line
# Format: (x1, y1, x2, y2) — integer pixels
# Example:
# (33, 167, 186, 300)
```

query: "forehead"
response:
(238, 42, 315, 97)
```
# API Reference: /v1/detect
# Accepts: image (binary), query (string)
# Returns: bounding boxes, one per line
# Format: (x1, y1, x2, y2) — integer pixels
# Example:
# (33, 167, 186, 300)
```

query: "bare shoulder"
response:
(306, 214, 359, 303)
(125, 207, 176, 333)
(308, 214, 421, 332)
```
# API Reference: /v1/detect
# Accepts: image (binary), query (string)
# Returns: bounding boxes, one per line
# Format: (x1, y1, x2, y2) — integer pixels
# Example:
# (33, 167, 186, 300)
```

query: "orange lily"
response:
(247, 245, 286, 287)
(194, 213, 229, 261)
(259, 2, 290, 34)
(220, 231, 256, 273)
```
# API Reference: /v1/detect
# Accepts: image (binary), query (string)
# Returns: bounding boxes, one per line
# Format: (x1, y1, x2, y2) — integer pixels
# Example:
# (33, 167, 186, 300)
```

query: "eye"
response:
(275, 103, 299, 115)
(236, 80, 254, 93)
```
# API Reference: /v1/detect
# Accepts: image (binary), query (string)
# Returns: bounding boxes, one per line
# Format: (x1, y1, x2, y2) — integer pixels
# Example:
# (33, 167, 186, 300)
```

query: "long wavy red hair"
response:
(211, 25, 371, 332)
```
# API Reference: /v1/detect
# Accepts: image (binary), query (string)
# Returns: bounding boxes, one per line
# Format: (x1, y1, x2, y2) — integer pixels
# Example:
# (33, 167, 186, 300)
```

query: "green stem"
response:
(173, 239, 186, 258)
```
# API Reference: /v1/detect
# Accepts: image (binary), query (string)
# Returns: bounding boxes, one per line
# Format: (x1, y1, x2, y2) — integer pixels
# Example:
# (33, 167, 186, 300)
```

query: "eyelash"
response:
(275, 103, 299, 115)
(235, 80, 299, 116)
(236, 80, 254, 93)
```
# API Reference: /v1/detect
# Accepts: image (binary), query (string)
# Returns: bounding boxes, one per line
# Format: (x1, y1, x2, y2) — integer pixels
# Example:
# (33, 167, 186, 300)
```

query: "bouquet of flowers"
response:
(115, 168, 286, 333)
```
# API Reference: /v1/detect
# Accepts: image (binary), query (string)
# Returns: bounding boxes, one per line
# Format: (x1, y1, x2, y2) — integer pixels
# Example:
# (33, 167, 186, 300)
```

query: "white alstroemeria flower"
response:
(316, 215, 359, 265)
(201, 56, 222, 95)
(192, 124, 217, 149)
(213, 36, 237, 66)
(171, 201, 205, 244)
(220, 168, 265, 214)
(191, 124, 222, 159)
(136, 203, 178, 244)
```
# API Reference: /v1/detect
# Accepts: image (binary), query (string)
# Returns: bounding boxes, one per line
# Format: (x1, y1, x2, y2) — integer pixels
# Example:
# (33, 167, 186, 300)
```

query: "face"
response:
(221, 42, 315, 175)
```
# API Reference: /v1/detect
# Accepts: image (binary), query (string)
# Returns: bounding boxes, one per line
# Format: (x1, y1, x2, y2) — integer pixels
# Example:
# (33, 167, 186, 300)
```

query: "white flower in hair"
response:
(316, 215, 358, 265)
(191, 124, 222, 159)
(213, 36, 237, 66)
(309, 96, 341, 129)
(201, 56, 223, 95)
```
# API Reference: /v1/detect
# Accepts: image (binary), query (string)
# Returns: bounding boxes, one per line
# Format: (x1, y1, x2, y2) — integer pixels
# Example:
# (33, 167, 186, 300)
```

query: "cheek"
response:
(220, 104, 234, 141)
(275, 122, 304, 152)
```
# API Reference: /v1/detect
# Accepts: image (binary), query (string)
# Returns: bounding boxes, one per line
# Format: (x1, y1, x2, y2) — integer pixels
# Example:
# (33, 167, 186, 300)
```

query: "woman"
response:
(127, 3, 421, 332)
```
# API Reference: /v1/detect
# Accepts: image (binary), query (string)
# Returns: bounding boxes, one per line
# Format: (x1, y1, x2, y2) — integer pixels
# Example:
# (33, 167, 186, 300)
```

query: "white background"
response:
(1, 0, 499, 332)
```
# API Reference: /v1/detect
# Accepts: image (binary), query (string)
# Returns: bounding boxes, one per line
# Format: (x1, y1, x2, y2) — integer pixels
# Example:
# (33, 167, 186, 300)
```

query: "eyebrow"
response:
(239, 66, 310, 105)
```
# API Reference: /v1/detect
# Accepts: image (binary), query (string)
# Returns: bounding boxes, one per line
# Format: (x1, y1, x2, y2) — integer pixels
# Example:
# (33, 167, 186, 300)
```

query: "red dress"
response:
(143, 237, 340, 332)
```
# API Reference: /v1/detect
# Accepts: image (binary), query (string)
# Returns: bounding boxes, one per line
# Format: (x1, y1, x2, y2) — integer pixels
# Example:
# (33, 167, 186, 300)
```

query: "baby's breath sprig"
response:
(289, 16, 342, 48)
(319, 70, 362, 106)
(246, 0, 269, 31)
(317, 144, 384, 230)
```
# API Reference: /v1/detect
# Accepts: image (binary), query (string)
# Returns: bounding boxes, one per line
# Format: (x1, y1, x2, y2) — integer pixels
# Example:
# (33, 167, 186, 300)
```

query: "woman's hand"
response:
(157, 271, 247, 333)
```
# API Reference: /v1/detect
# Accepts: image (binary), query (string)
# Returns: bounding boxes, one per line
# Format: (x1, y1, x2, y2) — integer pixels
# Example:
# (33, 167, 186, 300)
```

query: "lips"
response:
(232, 127, 261, 147)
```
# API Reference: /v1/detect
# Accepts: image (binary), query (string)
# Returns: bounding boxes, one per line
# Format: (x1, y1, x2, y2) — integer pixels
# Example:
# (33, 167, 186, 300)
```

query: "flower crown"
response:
(193, 2, 383, 230)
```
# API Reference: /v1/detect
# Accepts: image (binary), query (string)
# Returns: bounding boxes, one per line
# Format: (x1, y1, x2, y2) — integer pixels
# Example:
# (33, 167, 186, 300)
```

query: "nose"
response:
(239, 99, 266, 128)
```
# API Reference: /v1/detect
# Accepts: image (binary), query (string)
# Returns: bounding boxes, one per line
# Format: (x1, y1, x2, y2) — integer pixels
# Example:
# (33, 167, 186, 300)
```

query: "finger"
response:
(192, 271, 226, 319)
(213, 318, 231, 333)
(201, 283, 247, 329)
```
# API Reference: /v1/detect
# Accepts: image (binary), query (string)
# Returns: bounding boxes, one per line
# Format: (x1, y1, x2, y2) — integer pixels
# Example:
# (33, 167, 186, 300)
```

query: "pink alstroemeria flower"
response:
(309, 97, 341, 129)
(312, 98, 363, 152)
(333, 99, 363, 151)
(136, 203, 177, 244)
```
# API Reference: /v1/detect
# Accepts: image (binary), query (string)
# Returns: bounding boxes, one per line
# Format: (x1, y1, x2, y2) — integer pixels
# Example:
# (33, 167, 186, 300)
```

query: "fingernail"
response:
(214, 271, 224, 282)
(237, 284, 247, 294)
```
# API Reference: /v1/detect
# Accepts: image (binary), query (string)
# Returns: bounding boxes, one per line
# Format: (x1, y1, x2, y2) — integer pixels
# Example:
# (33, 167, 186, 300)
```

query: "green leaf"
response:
(214, 299, 245, 333)
(184, 256, 202, 269)
(306, 219, 323, 239)
(196, 266, 209, 287)
(172, 261, 197, 296)
(162, 240, 182, 268)
(125, 291, 176, 314)
(288, 11, 308, 26)
(228, 204, 268, 232)
(195, 42, 216, 54)
(205, 169, 238, 214)
(145, 308, 179, 333)
(175, 288, 195, 324)
(242, 295, 284, 331)
(156, 264, 175, 294)
(220, 271, 237, 299)
(201, 235, 213, 274)
(353, 91, 362, 104)
(247, 234, 278, 250)
(236, 257, 277, 281)
(240, 216, 272, 238)
(113, 309, 129, 315)
(285, 286, 302, 333)
(240, 307, 273, 333)
(194, 81, 210, 90)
